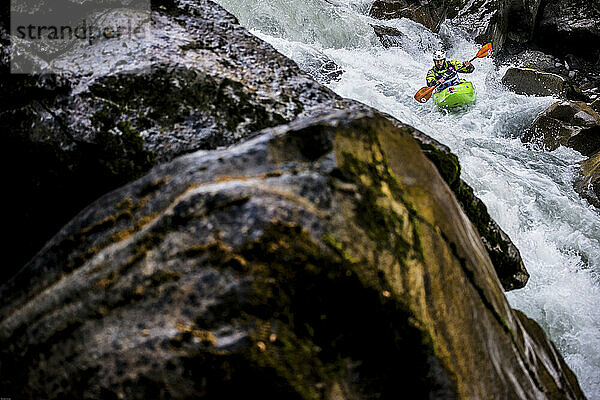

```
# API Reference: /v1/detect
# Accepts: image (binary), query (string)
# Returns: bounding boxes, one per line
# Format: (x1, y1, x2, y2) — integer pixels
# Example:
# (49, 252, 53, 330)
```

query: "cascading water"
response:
(215, 0, 600, 397)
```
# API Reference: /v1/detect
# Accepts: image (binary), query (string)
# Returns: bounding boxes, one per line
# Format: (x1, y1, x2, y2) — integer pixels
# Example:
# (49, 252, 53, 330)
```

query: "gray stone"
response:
(502, 66, 569, 97)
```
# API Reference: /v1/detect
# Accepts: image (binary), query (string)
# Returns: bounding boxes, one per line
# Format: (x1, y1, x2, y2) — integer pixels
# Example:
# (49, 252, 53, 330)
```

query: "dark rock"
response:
(504, 0, 543, 44)
(0, 109, 583, 399)
(500, 50, 598, 101)
(501, 66, 571, 97)
(452, 0, 510, 51)
(371, 24, 404, 48)
(369, 0, 450, 32)
(0, 0, 349, 279)
(456, 0, 600, 101)
(534, 0, 600, 63)
(1, 0, 528, 300)
(524, 100, 600, 155)
(451, 0, 548, 53)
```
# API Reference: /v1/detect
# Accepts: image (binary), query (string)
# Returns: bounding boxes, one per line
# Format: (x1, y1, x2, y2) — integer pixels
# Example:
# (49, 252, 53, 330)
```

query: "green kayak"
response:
(432, 80, 476, 109)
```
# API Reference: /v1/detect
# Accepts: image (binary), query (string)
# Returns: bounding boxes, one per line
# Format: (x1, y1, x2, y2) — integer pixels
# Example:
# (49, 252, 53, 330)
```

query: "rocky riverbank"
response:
(0, 0, 586, 398)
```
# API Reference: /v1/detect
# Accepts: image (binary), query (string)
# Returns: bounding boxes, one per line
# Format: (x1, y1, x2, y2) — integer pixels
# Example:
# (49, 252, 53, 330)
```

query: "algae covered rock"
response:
(0, 109, 583, 399)
(391, 120, 529, 291)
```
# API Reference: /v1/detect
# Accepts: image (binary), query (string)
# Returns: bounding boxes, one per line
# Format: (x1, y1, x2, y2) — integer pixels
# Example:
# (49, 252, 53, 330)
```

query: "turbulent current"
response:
(214, 0, 600, 397)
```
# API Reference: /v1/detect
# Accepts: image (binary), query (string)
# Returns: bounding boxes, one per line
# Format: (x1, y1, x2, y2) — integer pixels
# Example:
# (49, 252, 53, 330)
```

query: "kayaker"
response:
(426, 51, 474, 92)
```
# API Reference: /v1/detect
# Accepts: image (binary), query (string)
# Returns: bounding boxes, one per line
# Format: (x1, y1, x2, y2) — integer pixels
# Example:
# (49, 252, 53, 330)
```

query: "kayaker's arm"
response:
(449, 59, 475, 73)
(426, 69, 437, 87)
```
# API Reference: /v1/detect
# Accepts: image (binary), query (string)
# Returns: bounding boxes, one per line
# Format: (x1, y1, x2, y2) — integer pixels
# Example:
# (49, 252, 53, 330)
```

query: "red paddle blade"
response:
(414, 86, 435, 103)
(476, 42, 492, 58)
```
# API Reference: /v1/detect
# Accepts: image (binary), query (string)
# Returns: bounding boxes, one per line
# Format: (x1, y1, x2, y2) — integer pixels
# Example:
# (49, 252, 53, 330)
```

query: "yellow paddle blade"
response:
(476, 42, 492, 58)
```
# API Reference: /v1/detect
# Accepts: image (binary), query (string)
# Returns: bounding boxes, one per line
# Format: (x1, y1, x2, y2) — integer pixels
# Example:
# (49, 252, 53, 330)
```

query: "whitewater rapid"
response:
(215, 0, 600, 397)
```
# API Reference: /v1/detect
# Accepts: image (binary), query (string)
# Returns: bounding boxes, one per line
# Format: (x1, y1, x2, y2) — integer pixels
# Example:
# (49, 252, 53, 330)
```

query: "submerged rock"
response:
(369, 0, 449, 32)
(0, 109, 583, 399)
(524, 101, 600, 155)
(371, 24, 404, 48)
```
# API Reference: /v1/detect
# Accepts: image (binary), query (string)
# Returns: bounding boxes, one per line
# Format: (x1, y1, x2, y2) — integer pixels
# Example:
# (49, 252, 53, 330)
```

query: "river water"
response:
(215, 0, 600, 396)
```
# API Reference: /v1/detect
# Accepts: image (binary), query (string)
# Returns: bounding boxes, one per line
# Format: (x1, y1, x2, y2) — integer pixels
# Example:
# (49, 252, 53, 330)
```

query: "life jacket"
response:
(433, 61, 461, 91)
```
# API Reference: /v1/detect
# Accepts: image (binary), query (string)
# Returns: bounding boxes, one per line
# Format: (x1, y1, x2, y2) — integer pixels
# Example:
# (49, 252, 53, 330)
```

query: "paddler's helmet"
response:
(433, 51, 446, 61)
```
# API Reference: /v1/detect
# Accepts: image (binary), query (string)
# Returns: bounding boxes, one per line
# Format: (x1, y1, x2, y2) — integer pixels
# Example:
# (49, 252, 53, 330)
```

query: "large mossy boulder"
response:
(0, 0, 349, 278)
(0, 109, 583, 399)
(524, 101, 600, 155)
(1, 0, 528, 296)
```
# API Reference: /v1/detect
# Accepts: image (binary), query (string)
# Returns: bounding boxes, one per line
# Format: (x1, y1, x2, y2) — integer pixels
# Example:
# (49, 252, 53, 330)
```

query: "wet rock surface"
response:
(451, 0, 510, 51)
(0, 109, 583, 400)
(371, 24, 404, 48)
(501, 66, 577, 98)
(449, 0, 600, 100)
(501, 49, 600, 101)
(390, 117, 529, 291)
(524, 100, 600, 208)
(0, 0, 349, 277)
(524, 101, 600, 156)
(369, 0, 452, 32)
(0, 0, 528, 294)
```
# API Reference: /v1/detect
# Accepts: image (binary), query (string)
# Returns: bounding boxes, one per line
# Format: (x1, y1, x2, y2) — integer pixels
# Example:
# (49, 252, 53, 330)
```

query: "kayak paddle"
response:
(413, 42, 492, 104)
(414, 84, 439, 103)
(469, 42, 492, 62)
